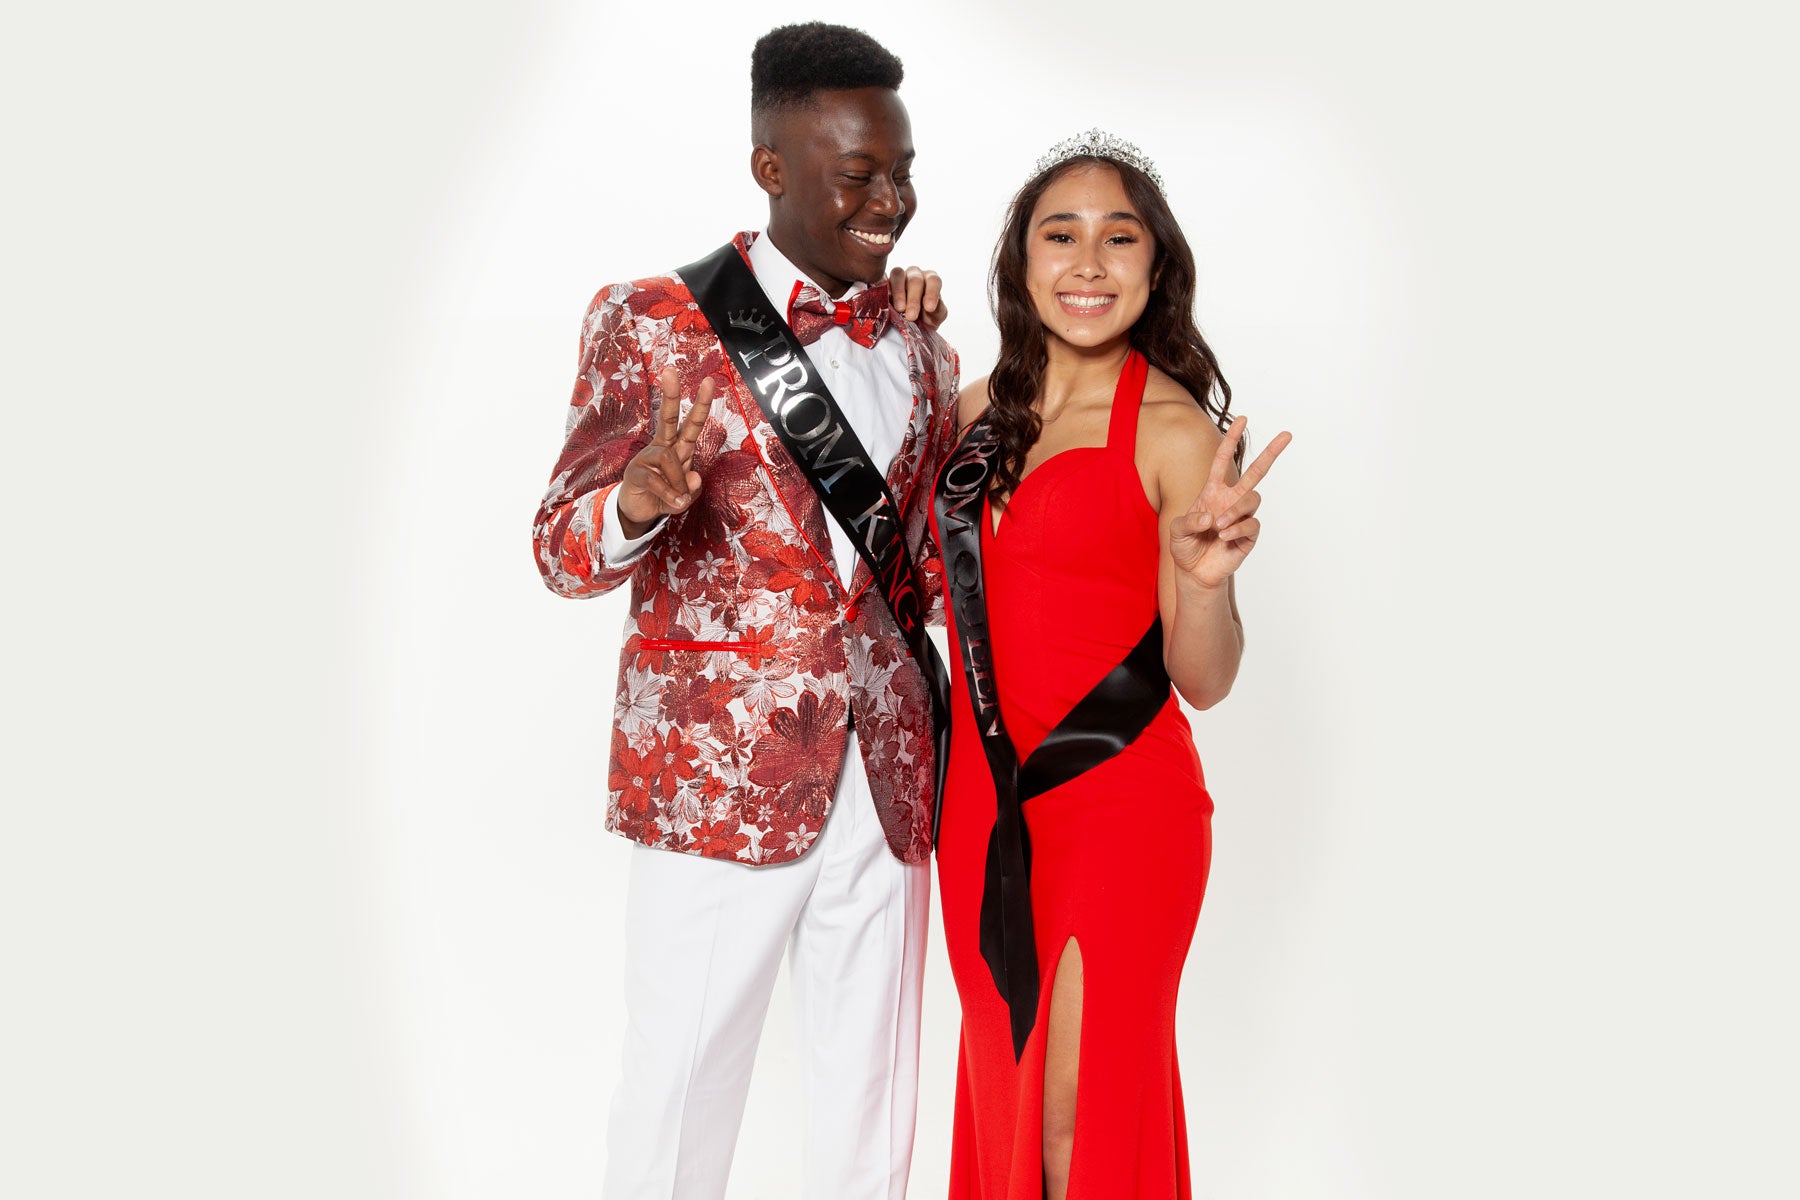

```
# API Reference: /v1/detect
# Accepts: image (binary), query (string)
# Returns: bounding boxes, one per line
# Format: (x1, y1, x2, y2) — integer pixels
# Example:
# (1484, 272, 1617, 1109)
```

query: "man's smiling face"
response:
(754, 86, 915, 297)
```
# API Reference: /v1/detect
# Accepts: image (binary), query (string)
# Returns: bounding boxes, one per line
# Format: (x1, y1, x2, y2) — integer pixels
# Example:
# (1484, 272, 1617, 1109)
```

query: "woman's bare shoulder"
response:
(1137, 367, 1225, 460)
(957, 373, 992, 430)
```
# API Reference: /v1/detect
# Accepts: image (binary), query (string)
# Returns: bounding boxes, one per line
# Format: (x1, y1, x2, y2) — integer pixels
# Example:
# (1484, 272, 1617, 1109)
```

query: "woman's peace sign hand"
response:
(1169, 417, 1292, 589)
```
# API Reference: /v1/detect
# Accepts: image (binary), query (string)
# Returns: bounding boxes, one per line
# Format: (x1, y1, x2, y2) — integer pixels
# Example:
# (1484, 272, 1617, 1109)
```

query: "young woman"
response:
(932, 131, 1292, 1199)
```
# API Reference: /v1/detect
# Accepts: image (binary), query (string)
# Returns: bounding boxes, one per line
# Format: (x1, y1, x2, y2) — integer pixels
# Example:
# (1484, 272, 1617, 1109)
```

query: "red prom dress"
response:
(933, 351, 1214, 1199)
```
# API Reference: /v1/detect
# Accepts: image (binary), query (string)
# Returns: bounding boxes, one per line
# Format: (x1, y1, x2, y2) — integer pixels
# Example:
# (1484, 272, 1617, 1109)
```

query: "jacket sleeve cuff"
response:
(599, 484, 666, 568)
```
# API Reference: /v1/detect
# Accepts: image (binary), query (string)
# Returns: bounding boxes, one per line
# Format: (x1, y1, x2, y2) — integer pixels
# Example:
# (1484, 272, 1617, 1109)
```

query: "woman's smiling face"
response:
(1024, 162, 1157, 349)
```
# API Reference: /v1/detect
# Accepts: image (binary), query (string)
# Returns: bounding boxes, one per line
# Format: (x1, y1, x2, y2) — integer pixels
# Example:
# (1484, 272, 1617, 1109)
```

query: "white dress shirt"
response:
(600, 230, 913, 582)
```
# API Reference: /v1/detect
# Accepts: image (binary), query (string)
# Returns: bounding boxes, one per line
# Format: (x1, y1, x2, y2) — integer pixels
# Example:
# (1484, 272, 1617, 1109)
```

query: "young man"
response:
(530, 23, 958, 1200)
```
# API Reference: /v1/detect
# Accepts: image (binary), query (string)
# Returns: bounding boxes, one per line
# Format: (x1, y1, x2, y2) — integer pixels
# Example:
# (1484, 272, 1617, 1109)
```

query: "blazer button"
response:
(846, 604, 861, 622)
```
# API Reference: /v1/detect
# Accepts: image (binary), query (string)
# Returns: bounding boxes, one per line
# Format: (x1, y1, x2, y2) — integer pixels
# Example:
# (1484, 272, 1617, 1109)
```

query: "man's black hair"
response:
(750, 22, 903, 114)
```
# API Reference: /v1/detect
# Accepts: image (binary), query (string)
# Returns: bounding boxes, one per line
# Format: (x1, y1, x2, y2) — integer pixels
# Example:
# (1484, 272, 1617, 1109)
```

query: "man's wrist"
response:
(601, 486, 667, 568)
(618, 510, 657, 540)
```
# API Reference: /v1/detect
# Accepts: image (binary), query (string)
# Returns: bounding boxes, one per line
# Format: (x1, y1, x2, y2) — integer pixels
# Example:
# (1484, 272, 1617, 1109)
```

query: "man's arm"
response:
(531, 287, 658, 598)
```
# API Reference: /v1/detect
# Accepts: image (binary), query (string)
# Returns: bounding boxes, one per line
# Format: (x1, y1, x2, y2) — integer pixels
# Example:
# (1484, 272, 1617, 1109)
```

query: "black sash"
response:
(933, 412, 1172, 1058)
(681, 242, 952, 806)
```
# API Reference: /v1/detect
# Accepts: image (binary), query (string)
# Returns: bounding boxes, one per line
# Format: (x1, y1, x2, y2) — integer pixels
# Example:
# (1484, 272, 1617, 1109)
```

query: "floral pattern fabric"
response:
(533, 233, 960, 865)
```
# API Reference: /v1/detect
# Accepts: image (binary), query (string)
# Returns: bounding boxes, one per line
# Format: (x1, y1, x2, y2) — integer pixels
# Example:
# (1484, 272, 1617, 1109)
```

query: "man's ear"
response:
(750, 144, 783, 198)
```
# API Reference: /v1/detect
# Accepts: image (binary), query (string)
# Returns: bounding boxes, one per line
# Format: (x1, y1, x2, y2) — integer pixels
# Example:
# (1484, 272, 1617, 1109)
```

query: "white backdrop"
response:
(6, 2, 1797, 1198)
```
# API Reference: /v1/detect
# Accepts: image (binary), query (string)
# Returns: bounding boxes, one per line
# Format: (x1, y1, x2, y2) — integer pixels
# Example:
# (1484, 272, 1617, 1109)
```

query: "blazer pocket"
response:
(639, 637, 756, 655)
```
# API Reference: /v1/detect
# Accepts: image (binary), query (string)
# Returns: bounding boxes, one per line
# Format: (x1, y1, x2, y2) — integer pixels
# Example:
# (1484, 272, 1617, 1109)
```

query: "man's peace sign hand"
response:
(1169, 417, 1292, 589)
(616, 368, 715, 537)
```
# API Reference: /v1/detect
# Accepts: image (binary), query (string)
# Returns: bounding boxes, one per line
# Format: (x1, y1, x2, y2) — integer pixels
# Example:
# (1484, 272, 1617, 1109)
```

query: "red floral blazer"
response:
(532, 235, 959, 866)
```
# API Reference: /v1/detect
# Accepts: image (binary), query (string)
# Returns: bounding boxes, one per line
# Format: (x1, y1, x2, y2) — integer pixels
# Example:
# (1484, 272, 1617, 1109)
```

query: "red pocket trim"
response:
(639, 638, 754, 654)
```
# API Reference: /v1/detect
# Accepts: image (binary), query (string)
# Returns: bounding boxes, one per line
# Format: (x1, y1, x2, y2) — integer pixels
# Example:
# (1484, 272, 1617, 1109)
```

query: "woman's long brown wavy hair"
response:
(986, 156, 1234, 501)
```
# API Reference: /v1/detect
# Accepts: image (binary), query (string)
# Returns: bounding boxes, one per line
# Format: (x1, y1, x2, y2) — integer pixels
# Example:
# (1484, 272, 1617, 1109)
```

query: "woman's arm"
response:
(1148, 398, 1291, 709)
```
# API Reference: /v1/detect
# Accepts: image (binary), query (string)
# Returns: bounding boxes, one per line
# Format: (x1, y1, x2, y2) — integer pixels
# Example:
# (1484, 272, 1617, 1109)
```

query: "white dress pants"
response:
(603, 730, 930, 1199)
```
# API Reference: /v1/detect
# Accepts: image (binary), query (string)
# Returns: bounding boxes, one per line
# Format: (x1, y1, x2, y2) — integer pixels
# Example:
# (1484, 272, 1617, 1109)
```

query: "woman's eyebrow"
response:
(1035, 211, 1144, 228)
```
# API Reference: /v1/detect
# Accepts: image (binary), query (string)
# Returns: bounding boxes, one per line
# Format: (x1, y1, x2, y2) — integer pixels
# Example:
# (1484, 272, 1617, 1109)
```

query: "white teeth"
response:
(849, 229, 893, 245)
(1059, 294, 1114, 308)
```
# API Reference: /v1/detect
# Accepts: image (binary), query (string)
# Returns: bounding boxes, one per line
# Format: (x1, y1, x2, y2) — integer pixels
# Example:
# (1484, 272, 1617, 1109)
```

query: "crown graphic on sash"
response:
(726, 308, 776, 335)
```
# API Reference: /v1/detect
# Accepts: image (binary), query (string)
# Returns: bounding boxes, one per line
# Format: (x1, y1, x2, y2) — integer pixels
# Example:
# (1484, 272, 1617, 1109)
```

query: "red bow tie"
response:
(787, 281, 892, 349)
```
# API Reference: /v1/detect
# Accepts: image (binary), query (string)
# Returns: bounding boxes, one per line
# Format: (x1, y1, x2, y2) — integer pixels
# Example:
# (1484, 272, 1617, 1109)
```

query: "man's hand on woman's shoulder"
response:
(887, 265, 947, 330)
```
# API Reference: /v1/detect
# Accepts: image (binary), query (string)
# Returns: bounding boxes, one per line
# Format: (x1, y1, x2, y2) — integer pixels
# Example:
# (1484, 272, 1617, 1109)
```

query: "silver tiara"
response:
(1032, 128, 1165, 194)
